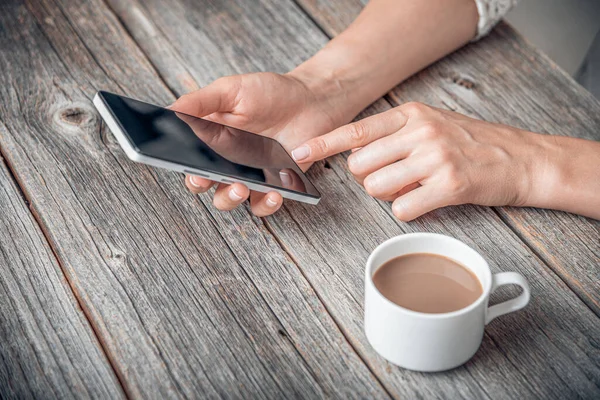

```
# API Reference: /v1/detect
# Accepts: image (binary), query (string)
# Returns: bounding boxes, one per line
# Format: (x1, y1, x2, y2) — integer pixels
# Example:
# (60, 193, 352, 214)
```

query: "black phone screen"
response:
(98, 91, 320, 198)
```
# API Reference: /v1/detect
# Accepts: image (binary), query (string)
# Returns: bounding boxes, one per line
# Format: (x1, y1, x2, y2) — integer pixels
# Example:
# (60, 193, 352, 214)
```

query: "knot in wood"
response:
(59, 107, 91, 126)
(52, 103, 97, 135)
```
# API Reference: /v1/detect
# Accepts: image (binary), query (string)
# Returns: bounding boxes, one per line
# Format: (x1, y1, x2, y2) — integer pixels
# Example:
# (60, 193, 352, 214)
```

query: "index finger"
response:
(291, 108, 408, 163)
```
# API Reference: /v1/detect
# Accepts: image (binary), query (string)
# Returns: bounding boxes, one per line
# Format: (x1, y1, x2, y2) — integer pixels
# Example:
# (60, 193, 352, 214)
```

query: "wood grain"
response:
(297, 0, 600, 316)
(0, 154, 124, 398)
(106, 0, 600, 398)
(0, 0, 387, 398)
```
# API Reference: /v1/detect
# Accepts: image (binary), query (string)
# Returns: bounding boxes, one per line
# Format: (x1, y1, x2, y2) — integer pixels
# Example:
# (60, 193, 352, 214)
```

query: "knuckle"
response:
(402, 101, 427, 116)
(213, 76, 231, 86)
(179, 92, 192, 102)
(444, 167, 468, 200)
(392, 107, 408, 124)
(433, 144, 453, 163)
(313, 137, 330, 156)
(347, 122, 367, 143)
(419, 121, 442, 140)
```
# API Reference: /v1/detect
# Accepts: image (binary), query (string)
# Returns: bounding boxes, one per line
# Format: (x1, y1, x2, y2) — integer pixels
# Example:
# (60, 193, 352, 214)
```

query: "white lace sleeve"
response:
(473, 0, 519, 40)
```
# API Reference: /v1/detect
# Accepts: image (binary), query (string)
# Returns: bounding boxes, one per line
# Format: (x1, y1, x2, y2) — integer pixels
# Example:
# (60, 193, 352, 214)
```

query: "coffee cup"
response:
(364, 233, 531, 372)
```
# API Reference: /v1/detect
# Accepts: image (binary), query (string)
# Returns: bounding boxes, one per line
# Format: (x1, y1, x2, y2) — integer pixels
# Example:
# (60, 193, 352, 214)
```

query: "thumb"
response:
(170, 76, 239, 117)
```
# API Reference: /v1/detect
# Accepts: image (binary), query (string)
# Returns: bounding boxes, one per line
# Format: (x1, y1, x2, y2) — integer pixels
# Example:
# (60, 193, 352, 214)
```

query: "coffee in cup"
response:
(372, 253, 483, 313)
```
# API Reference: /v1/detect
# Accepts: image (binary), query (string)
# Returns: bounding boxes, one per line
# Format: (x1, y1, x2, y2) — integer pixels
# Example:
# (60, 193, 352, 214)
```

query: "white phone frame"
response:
(93, 93, 320, 205)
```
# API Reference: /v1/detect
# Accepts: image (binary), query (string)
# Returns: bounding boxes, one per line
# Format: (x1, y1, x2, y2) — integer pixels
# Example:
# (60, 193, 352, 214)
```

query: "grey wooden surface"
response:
(0, 0, 598, 399)
(0, 157, 124, 398)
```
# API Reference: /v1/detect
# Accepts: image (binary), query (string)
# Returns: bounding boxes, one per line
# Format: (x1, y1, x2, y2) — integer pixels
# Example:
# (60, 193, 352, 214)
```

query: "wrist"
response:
(285, 68, 354, 129)
(519, 133, 558, 209)
(524, 133, 583, 211)
(287, 44, 381, 127)
(527, 134, 600, 217)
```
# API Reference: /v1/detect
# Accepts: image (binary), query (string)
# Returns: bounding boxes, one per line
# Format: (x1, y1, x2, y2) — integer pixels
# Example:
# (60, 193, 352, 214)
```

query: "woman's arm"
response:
(289, 0, 480, 125)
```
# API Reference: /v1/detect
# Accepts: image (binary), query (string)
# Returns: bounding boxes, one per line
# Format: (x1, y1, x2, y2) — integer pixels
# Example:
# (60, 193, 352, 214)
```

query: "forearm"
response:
(529, 135, 600, 219)
(289, 0, 479, 124)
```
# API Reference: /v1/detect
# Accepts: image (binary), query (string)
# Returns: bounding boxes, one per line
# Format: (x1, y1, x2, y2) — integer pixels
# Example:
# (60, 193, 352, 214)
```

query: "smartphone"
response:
(93, 91, 320, 204)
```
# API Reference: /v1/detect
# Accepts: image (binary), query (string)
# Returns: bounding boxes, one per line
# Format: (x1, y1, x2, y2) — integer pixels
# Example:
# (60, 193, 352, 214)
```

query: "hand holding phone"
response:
(174, 112, 305, 192)
(94, 89, 322, 213)
(167, 72, 343, 216)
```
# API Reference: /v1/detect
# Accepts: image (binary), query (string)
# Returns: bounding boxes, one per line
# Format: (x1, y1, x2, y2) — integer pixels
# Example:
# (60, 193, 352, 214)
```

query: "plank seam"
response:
(110, 149, 318, 395)
(98, 0, 192, 97)
(290, 0, 335, 38)
(48, 0, 128, 96)
(144, 183, 284, 397)
(484, 333, 541, 397)
(0, 243, 61, 398)
(1, 200, 90, 398)
(133, 161, 312, 396)
(95, 152, 244, 397)
(0, 141, 130, 399)
(225, 212, 327, 395)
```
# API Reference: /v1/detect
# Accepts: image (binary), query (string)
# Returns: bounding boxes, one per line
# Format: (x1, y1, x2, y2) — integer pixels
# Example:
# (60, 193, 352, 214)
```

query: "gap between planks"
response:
(0, 116, 133, 399)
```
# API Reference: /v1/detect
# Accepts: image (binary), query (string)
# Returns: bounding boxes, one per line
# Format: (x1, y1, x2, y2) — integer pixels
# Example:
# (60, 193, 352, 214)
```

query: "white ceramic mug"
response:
(364, 233, 531, 372)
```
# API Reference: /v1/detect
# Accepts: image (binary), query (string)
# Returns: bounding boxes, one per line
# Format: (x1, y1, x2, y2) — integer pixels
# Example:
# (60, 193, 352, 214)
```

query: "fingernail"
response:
(190, 176, 204, 187)
(229, 188, 243, 201)
(266, 197, 278, 208)
(291, 145, 310, 161)
(279, 171, 292, 186)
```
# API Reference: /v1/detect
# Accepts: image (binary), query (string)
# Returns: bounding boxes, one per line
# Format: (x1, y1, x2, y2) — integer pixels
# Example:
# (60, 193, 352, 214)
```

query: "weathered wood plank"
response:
(0, 154, 124, 398)
(107, 0, 600, 398)
(0, 0, 389, 398)
(297, 0, 600, 316)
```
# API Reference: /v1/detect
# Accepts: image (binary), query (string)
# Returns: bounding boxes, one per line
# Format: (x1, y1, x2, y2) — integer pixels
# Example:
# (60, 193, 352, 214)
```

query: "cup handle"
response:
(485, 272, 531, 325)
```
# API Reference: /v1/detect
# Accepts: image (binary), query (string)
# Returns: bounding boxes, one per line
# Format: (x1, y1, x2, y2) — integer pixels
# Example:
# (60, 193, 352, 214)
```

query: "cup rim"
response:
(365, 233, 493, 319)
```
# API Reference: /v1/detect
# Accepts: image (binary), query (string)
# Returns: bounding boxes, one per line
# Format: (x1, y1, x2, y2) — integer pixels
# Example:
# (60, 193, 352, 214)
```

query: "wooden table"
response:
(1, 0, 599, 398)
